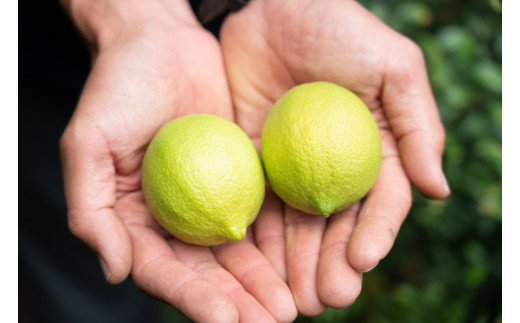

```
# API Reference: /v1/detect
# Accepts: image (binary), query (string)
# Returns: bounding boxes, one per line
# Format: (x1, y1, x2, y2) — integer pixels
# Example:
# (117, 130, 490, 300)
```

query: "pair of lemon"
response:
(142, 82, 381, 246)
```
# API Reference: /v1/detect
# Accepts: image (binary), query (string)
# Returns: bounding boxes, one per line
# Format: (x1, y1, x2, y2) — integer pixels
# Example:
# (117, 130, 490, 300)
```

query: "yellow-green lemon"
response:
(142, 114, 265, 246)
(261, 82, 381, 217)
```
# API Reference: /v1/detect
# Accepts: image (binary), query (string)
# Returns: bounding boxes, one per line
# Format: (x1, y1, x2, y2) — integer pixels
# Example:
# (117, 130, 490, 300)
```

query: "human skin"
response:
(59, 0, 297, 322)
(59, 0, 449, 320)
(220, 0, 450, 316)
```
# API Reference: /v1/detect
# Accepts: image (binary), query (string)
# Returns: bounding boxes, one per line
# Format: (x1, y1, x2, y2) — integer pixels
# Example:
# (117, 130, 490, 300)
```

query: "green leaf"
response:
(436, 25, 478, 61)
(473, 59, 502, 92)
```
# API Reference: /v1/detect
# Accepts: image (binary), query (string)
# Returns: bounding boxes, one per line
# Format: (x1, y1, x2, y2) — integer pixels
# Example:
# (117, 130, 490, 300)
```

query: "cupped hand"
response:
(221, 0, 450, 316)
(59, 1, 296, 322)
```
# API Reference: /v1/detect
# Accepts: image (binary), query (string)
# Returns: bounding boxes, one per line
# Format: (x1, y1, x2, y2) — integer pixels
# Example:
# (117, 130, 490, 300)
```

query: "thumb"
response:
(382, 40, 450, 199)
(60, 116, 133, 284)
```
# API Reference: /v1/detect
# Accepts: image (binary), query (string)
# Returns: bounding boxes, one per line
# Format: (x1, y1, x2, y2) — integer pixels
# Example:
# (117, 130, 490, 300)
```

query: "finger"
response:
(284, 205, 327, 316)
(347, 135, 412, 272)
(127, 224, 239, 323)
(213, 236, 298, 323)
(115, 191, 171, 237)
(382, 39, 450, 199)
(60, 123, 132, 284)
(317, 203, 363, 309)
(253, 187, 287, 280)
(170, 240, 277, 323)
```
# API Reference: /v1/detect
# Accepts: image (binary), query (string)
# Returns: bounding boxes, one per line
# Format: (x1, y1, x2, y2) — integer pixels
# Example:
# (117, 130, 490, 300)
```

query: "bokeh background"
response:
(295, 0, 502, 322)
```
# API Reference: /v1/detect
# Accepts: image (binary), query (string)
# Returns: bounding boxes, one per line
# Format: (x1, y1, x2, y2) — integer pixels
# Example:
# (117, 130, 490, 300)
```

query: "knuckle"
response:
(59, 121, 84, 159)
(405, 38, 425, 63)
(384, 39, 425, 96)
(67, 209, 87, 239)
(59, 126, 72, 155)
(394, 35, 425, 67)
(389, 37, 425, 76)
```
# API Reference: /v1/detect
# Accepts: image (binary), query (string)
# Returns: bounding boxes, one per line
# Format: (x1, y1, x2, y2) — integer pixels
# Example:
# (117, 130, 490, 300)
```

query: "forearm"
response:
(59, 0, 198, 50)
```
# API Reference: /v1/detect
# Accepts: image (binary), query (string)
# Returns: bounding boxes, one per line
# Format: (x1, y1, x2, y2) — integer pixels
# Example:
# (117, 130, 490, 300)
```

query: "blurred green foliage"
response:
(296, 0, 502, 322)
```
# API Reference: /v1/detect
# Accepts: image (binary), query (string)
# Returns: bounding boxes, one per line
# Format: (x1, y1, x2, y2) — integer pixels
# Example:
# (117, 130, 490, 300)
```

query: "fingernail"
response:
(98, 256, 111, 281)
(442, 174, 451, 195)
(363, 261, 379, 273)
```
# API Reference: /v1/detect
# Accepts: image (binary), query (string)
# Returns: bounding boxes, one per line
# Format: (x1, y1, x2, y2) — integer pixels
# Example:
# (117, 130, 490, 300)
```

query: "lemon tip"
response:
(223, 225, 247, 242)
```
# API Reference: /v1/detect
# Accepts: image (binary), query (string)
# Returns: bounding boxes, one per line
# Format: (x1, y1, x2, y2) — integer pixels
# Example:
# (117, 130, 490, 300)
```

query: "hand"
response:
(59, 1, 296, 322)
(221, 0, 450, 316)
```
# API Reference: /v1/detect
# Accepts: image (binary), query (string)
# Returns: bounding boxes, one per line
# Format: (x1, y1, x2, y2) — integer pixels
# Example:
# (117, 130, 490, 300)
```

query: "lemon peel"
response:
(142, 114, 265, 246)
(261, 82, 381, 217)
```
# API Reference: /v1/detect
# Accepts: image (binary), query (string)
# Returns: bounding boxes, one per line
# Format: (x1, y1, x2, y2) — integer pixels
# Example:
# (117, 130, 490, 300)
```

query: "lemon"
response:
(261, 82, 381, 217)
(142, 114, 265, 246)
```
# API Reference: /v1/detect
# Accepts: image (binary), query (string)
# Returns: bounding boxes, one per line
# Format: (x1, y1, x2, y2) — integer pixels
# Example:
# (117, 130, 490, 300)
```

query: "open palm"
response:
(60, 18, 295, 322)
(221, 0, 449, 316)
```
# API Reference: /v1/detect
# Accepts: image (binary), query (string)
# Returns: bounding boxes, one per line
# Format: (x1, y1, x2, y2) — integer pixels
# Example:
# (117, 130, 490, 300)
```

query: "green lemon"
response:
(142, 114, 265, 246)
(261, 82, 381, 217)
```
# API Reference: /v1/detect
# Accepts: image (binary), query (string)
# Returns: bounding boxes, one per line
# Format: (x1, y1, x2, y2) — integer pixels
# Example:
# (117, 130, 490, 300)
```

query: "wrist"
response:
(62, 0, 198, 51)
